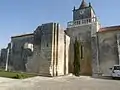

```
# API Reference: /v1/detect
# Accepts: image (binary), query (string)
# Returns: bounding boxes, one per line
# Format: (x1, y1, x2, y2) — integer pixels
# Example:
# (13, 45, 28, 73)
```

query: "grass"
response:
(0, 69, 37, 79)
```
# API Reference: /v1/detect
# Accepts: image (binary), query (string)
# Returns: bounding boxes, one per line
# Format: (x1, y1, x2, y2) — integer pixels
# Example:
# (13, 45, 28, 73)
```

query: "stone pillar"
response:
(117, 34, 120, 64)
(91, 20, 101, 77)
(91, 36, 99, 77)
(64, 35, 70, 75)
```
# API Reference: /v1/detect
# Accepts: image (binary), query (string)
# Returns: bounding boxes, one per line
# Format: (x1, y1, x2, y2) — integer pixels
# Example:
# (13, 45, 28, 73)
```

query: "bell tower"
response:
(66, 0, 101, 76)
(73, 0, 96, 21)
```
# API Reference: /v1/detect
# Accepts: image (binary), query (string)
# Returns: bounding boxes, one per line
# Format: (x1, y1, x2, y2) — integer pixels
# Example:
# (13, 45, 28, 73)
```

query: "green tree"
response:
(73, 38, 80, 76)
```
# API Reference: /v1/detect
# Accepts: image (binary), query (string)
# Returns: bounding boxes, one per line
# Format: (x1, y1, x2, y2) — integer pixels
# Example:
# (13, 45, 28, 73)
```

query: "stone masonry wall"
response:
(26, 23, 53, 76)
(98, 30, 120, 76)
(66, 24, 92, 75)
(64, 35, 70, 75)
(10, 34, 34, 71)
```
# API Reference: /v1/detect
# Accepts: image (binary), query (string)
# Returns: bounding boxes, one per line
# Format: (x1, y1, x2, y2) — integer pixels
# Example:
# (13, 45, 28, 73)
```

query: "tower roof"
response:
(79, 0, 88, 9)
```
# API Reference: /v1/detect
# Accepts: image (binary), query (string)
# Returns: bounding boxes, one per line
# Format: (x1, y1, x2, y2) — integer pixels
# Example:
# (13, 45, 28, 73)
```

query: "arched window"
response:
(47, 43, 48, 47)
(80, 44, 84, 60)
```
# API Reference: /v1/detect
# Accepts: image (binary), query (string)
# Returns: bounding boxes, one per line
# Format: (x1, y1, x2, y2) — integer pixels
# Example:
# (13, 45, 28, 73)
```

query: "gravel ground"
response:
(0, 75, 120, 90)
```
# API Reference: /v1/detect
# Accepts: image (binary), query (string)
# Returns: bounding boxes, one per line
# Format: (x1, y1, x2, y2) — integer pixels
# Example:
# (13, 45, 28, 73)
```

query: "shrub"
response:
(73, 38, 80, 76)
(12, 74, 26, 79)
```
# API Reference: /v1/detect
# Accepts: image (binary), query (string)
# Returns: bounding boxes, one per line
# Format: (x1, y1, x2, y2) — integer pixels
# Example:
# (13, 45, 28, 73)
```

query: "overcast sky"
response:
(0, 0, 120, 49)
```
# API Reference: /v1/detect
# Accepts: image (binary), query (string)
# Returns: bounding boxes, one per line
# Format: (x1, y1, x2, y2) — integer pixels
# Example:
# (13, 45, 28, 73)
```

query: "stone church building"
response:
(0, 0, 120, 77)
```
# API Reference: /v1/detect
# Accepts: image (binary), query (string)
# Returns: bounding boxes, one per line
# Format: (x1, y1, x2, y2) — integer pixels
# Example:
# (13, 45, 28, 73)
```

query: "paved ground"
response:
(0, 75, 120, 90)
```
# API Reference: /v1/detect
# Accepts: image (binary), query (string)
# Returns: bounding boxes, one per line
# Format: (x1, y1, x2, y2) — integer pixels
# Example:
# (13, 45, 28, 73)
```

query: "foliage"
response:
(73, 38, 80, 76)
(12, 74, 26, 79)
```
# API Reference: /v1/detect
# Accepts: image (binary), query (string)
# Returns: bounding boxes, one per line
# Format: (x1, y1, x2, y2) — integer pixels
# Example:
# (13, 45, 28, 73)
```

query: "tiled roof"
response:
(99, 25, 120, 32)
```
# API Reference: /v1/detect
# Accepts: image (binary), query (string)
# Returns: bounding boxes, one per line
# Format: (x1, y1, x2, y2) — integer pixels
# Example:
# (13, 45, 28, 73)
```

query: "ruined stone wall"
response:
(10, 34, 34, 71)
(26, 23, 70, 76)
(26, 23, 53, 76)
(9, 23, 70, 76)
(38, 24, 53, 75)
(0, 48, 7, 69)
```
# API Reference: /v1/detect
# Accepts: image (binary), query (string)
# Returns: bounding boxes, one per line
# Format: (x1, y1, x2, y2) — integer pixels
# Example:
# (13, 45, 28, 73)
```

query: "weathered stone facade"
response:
(1, 0, 120, 77)
(26, 23, 70, 76)
(4, 23, 70, 76)
(0, 48, 7, 68)
(66, 0, 100, 76)
(10, 34, 34, 71)
(66, 25, 92, 75)
(97, 29, 120, 76)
